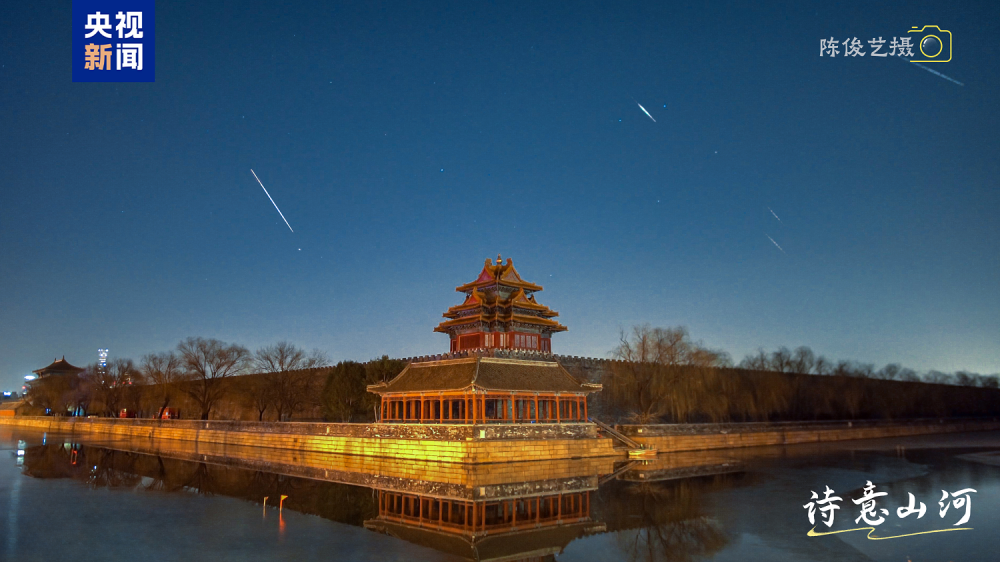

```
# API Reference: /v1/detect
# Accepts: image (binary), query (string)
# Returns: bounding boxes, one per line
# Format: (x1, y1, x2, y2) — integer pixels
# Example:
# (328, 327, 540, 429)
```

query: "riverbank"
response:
(2, 416, 997, 463)
(0, 416, 617, 463)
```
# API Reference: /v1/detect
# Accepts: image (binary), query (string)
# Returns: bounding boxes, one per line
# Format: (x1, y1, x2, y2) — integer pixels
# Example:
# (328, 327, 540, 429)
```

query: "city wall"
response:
(617, 419, 1000, 452)
(0, 416, 617, 464)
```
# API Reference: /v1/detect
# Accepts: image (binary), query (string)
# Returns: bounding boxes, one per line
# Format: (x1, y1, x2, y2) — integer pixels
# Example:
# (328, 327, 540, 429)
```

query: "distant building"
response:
(0, 401, 20, 417)
(435, 255, 567, 353)
(31, 356, 86, 379)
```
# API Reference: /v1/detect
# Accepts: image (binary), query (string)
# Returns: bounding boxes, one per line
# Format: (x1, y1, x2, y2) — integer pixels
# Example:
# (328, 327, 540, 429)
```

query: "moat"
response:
(4, 427, 1000, 561)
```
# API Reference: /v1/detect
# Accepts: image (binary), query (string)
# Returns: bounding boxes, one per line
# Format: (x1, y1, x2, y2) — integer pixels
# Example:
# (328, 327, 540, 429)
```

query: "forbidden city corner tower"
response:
(435, 255, 567, 353)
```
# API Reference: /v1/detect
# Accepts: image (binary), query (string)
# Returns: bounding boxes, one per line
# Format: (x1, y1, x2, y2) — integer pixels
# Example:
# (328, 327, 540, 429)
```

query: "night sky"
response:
(2, 0, 998, 391)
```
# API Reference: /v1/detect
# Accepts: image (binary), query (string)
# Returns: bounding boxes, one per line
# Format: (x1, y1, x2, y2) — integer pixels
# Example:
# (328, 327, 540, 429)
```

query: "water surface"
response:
(3, 427, 1000, 561)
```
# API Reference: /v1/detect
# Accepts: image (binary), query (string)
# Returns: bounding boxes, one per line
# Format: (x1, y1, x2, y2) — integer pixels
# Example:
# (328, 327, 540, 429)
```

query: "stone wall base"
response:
(0, 417, 617, 464)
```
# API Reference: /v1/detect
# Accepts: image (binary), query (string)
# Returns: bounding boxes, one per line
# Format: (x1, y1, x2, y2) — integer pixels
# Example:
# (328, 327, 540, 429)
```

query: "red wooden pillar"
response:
(555, 397, 561, 423)
(533, 395, 539, 422)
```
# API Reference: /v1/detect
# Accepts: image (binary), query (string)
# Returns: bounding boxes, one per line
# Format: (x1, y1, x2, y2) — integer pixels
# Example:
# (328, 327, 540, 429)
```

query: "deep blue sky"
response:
(2, 0, 998, 391)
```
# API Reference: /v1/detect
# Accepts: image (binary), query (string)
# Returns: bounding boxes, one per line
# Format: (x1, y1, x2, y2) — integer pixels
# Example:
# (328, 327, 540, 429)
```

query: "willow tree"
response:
(608, 325, 728, 424)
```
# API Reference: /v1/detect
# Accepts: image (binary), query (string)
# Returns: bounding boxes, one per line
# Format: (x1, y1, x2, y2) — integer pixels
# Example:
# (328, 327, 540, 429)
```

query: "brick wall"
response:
(0, 417, 614, 464)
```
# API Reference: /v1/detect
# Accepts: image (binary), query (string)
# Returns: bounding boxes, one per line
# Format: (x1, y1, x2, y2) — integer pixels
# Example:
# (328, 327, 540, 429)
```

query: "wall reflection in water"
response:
(14, 434, 743, 562)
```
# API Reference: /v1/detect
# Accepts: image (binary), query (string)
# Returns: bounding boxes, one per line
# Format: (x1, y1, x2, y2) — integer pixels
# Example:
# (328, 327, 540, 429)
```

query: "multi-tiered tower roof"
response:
(435, 255, 567, 353)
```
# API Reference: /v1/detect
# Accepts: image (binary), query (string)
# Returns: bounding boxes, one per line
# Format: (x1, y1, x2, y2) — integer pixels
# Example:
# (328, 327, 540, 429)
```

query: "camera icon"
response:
(908, 25, 952, 62)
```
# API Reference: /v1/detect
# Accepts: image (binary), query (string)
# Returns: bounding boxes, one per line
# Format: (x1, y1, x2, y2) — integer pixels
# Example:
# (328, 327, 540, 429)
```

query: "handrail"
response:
(598, 460, 640, 486)
(590, 417, 643, 450)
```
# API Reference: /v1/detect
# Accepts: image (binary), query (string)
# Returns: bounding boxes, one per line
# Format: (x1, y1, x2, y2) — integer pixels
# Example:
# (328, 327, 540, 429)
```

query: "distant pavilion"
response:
(32, 357, 85, 378)
(368, 256, 600, 424)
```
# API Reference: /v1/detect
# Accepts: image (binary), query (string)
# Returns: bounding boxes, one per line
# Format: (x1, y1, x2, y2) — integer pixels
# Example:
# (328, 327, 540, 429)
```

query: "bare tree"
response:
(141, 352, 181, 417)
(923, 370, 953, 385)
(789, 346, 816, 374)
(738, 349, 770, 371)
(874, 363, 902, 381)
(240, 373, 274, 421)
(92, 359, 142, 417)
(24, 373, 77, 416)
(609, 325, 728, 423)
(813, 356, 831, 375)
(954, 371, 978, 387)
(177, 337, 250, 420)
(769, 347, 794, 373)
(254, 342, 328, 421)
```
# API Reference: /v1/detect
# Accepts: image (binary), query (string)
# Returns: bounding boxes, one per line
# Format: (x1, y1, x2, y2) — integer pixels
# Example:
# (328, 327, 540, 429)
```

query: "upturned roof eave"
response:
(455, 279, 544, 293)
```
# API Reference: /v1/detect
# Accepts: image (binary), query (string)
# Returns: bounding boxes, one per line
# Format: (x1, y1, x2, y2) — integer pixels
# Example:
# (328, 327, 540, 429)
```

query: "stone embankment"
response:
(3, 416, 997, 463)
(0, 416, 616, 464)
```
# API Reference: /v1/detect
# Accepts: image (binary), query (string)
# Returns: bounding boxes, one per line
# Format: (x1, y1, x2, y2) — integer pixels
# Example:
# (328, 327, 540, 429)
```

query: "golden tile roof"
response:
(436, 257, 567, 334)
(455, 257, 544, 293)
(368, 357, 600, 394)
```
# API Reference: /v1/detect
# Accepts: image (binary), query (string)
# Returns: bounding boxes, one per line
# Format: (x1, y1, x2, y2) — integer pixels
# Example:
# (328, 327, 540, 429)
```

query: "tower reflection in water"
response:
(366, 490, 603, 561)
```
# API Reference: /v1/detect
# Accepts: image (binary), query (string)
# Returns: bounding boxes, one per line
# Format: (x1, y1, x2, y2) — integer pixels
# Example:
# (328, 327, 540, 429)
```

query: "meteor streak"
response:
(250, 169, 294, 232)
(634, 101, 656, 122)
(768, 207, 782, 222)
(766, 234, 785, 254)
(910, 62, 964, 86)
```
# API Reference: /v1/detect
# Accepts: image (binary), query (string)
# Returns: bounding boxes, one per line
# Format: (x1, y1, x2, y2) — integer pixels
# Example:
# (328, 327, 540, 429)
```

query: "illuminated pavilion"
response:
(435, 255, 567, 353)
(369, 356, 599, 423)
(368, 256, 600, 424)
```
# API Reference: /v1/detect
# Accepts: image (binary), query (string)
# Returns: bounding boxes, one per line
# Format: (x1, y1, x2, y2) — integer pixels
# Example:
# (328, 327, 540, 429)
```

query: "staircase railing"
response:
(590, 417, 644, 450)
